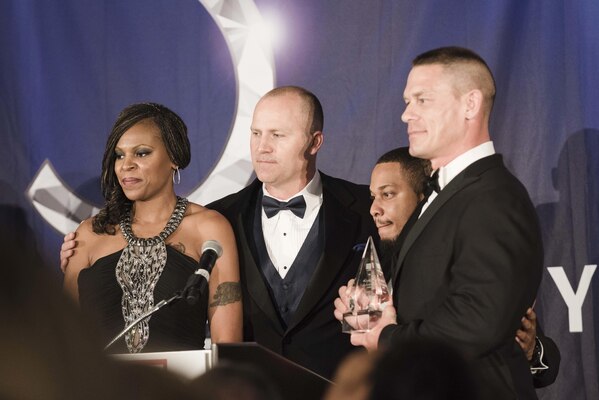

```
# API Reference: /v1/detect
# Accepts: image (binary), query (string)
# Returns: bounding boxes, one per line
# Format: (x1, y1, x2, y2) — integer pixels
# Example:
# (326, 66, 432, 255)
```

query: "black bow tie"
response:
(424, 170, 440, 197)
(262, 195, 307, 218)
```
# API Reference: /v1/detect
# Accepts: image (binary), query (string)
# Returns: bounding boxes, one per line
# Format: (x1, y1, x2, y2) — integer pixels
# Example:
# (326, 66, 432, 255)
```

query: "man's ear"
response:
(309, 131, 324, 155)
(464, 89, 483, 120)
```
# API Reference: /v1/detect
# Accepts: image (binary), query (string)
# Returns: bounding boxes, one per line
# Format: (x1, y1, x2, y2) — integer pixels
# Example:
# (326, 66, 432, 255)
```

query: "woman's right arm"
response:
(202, 211, 243, 343)
(62, 219, 94, 304)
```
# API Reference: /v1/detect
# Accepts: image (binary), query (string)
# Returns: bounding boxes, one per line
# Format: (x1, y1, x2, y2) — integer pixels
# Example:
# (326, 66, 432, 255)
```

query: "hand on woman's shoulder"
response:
(74, 218, 98, 249)
(63, 218, 101, 302)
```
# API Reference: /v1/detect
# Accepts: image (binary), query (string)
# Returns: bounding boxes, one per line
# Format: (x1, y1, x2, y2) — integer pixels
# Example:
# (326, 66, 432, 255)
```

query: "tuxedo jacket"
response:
(208, 172, 377, 379)
(380, 155, 543, 399)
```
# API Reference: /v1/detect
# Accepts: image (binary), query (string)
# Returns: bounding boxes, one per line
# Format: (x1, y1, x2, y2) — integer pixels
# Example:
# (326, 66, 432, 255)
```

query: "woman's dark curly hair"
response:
(92, 103, 191, 234)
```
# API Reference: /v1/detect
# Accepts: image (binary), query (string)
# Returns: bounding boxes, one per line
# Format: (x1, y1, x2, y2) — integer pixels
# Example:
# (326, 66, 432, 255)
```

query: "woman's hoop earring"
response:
(172, 167, 181, 185)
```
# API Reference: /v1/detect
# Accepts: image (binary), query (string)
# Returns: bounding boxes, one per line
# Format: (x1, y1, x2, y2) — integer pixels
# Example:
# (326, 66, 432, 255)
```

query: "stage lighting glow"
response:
(249, 13, 284, 50)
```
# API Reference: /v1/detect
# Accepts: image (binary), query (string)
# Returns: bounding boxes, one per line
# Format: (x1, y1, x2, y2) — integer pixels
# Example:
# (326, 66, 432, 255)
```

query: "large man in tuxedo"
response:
(367, 146, 559, 390)
(208, 86, 376, 379)
(335, 47, 544, 399)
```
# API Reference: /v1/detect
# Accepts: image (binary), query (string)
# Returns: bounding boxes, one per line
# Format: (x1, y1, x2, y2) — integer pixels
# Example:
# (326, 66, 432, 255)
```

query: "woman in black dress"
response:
(64, 103, 242, 352)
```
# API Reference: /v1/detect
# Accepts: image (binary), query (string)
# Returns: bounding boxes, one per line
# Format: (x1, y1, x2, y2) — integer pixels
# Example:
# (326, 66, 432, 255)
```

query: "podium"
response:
(113, 349, 212, 380)
(213, 343, 331, 400)
(113, 343, 331, 400)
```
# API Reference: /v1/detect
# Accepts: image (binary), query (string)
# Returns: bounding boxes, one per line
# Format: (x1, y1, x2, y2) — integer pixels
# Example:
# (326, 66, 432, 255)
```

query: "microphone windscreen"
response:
(201, 240, 223, 258)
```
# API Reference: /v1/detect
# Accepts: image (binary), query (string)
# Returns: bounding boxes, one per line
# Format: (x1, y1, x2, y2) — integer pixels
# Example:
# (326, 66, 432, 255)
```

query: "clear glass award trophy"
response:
(342, 236, 390, 333)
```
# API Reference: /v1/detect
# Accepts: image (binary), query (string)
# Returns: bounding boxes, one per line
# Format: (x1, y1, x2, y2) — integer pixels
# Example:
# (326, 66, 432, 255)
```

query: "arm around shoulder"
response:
(60, 231, 78, 273)
(62, 219, 95, 304)
(532, 331, 561, 388)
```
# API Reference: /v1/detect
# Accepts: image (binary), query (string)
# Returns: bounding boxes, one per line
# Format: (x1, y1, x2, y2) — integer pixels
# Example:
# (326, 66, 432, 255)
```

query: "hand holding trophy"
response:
(342, 236, 391, 333)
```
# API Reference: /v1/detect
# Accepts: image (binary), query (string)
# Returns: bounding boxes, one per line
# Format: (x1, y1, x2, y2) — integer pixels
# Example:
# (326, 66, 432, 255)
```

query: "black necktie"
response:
(424, 170, 440, 197)
(262, 195, 307, 218)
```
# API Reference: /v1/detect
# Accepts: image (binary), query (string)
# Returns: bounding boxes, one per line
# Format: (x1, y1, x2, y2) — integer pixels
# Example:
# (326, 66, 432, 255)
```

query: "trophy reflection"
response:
(342, 236, 391, 333)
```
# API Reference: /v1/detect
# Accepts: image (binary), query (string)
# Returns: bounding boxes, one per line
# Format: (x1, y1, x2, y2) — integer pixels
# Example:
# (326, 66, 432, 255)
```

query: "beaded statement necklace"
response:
(115, 196, 188, 353)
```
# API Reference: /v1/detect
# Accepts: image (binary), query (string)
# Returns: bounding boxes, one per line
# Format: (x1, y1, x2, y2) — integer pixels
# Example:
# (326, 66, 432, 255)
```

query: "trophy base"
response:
(342, 309, 382, 333)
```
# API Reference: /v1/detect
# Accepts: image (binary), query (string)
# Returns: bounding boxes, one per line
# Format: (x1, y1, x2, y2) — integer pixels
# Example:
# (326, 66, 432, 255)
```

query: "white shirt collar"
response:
(437, 141, 495, 190)
(262, 170, 323, 215)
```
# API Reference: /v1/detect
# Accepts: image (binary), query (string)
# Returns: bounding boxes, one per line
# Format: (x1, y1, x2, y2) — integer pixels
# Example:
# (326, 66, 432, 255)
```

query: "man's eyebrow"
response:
(375, 183, 394, 191)
(404, 90, 425, 100)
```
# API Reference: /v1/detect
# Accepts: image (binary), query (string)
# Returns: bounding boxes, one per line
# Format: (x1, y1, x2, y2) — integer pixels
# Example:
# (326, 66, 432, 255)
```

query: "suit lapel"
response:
(235, 181, 286, 335)
(287, 174, 360, 331)
(392, 155, 503, 283)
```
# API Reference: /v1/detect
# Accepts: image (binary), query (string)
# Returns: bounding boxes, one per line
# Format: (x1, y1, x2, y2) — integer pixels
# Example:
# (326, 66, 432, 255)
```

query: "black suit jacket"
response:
(380, 155, 543, 399)
(208, 172, 377, 378)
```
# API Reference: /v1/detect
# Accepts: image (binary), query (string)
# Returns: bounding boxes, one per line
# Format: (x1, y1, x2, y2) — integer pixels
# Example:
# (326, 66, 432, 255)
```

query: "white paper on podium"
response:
(112, 349, 212, 380)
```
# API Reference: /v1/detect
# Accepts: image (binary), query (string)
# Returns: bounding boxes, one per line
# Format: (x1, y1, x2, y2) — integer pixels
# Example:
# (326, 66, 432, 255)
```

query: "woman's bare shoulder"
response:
(75, 218, 96, 239)
(75, 218, 124, 263)
(185, 202, 230, 227)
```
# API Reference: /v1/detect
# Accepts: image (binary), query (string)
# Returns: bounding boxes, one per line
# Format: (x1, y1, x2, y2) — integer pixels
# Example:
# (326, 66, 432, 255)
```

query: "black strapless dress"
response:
(78, 246, 207, 353)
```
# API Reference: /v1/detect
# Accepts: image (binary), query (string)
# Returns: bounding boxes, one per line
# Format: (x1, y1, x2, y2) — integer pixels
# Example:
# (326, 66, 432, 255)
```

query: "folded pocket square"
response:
(352, 243, 366, 252)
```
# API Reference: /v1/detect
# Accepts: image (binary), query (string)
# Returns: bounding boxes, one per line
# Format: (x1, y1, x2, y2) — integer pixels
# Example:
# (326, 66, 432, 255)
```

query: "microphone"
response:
(105, 240, 223, 350)
(183, 240, 223, 305)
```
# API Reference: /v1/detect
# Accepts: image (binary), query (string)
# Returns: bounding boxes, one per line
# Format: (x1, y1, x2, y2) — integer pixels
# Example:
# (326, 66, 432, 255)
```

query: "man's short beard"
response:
(379, 236, 403, 266)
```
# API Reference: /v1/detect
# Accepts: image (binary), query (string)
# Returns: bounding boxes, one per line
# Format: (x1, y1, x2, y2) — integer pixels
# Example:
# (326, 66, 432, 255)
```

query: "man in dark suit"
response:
(207, 86, 376, 379)
(335, 47, 544, 399)
(365, 146, 560, 389)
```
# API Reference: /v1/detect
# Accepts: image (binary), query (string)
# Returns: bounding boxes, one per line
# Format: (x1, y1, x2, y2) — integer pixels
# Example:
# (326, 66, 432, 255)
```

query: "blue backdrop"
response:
(1, 1, 598, 397)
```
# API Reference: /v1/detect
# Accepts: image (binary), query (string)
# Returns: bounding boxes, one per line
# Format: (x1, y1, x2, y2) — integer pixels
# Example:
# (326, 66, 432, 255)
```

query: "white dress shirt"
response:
(420, 141, 496, 217)
(262, 171, 323, 279)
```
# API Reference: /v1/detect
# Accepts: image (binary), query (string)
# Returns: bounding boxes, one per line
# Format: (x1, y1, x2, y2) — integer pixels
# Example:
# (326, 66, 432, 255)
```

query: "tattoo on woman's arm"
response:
(209, 282, 242, 307)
